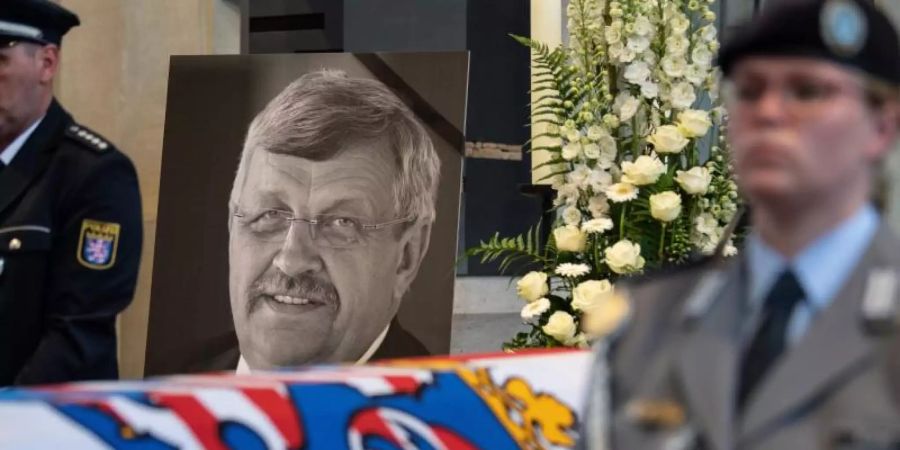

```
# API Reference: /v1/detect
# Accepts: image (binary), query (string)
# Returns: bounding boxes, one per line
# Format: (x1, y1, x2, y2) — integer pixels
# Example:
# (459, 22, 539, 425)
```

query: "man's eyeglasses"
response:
(722, 77, 865, 117)
(233, 209, 414, 248)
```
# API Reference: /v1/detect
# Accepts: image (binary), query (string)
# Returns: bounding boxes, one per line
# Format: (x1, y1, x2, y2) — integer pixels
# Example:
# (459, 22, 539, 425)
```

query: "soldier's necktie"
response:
(737, 269, 805, 411)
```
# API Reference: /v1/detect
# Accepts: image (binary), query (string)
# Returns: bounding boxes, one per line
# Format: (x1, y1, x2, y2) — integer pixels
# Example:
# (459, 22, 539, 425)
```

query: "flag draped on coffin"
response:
(0, 350, 591, 450)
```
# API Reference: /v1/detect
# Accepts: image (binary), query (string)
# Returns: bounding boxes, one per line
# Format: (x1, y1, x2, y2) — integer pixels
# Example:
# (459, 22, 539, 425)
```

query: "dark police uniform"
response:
(578, 0, 900, 449)
(0, 0, 142, 386)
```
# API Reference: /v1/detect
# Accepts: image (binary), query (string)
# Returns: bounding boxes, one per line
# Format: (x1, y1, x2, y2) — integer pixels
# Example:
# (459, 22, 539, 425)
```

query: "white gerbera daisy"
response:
(606, 182, 639, 203)
(582, 218, 614, 234)
(521, 298, 551, 324)
(555, 263, 591, 278)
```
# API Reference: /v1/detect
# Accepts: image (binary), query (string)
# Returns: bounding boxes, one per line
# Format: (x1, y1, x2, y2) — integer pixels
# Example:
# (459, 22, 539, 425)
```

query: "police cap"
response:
(718, 0, 900, 86)
(0, 0, 80, 46)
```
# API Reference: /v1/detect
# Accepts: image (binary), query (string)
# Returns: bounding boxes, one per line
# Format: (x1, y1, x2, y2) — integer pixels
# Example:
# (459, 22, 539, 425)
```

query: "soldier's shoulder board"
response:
(65, 124, 111, 153)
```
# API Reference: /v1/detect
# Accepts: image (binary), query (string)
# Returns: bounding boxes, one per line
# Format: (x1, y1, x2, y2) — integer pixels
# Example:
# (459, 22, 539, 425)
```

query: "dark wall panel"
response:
(463, 0, 539, 275)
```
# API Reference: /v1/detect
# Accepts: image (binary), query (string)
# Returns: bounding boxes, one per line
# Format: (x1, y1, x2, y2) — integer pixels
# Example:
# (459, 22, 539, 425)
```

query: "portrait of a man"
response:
(228, 70, 438, 370)
(144, 52, 467, 376)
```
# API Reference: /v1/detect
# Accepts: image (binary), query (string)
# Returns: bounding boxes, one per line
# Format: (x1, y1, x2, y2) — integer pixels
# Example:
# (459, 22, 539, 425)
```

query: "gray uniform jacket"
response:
(580, 223, 900, 450)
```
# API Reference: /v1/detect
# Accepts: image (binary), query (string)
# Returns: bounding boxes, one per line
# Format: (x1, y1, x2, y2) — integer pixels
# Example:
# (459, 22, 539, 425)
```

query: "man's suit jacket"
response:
(0, 100, 143, 386)
(188, 318, 431, 373)
(581, 223, 900, 450)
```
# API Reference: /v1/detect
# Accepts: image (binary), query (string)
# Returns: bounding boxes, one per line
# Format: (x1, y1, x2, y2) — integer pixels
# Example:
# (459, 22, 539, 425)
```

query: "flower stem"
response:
(659, 223, 667, 260)
(619, 204, 628, 241)
(631, 114, 640, 158)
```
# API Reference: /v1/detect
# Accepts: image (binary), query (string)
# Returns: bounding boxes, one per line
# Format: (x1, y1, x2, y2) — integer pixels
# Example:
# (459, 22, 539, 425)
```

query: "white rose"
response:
(640, 81, 659, 99)
(605, 240, 646, 274)
(677, 110, 712, 138)
(588, 169, 613, 192)
(662, 55, 687, 78)
(562, 142, 582, 161)
(648, 125, 689, 154)
(692, 45, 714, 68)
(572, 279, 614, 311)
(516, 271, 549, 302)
(521, 298, 551, 324)
(562, 206, 582, 226)
(627, 35, 651, 53)
(621, 154, 666, 186)
(615, 92, 641, 122)
(589, 195, 610, 218)
(582, 217, 614, 234)
(676, 166, 712, 195)
(581, 288, 630, 338)
(670, 81, 697, 110)
(634, 15, 653, 36)
(624, 61, 651, 84)
(554, 225, 588, 253)
(543, 311, 577, 344)
(649, 191, 683, 222)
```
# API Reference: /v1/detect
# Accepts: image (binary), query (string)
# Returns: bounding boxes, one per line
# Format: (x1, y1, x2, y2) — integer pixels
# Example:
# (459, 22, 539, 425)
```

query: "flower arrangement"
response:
(468, 0, 741, 350)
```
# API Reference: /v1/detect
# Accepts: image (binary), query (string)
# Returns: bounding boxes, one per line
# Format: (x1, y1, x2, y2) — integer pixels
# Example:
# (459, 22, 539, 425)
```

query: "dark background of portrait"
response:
(144, 52, 468, 375)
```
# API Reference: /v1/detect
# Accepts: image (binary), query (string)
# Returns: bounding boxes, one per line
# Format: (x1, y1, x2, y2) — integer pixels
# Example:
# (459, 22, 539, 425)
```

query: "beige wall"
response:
(54, 0, 240, 378)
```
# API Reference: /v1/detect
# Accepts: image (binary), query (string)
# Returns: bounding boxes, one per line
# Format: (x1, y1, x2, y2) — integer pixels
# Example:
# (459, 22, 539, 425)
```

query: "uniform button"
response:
(9, 238, 21, 250)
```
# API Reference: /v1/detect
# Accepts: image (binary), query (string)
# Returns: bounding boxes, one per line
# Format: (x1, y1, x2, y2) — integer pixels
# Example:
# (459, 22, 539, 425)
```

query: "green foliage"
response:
(466, 222, 546, 275)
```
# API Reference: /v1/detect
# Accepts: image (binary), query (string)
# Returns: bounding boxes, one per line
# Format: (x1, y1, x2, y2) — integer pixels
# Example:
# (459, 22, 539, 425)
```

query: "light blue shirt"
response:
(0, 117, 43, 166)
(746, 204, 879, 345)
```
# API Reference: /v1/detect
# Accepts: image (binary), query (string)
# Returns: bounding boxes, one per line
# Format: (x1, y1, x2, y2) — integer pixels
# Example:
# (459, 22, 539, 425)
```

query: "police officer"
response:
(580, 0, 900, 448)
(0, 0, 141, 385)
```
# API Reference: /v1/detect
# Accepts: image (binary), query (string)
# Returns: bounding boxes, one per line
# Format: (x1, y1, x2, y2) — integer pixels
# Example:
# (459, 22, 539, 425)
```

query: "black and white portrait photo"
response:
(145, 53, 468, 375)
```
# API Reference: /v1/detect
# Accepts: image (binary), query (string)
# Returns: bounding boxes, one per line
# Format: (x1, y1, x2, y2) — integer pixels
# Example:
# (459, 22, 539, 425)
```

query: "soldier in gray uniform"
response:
(580, 0, 900, 448)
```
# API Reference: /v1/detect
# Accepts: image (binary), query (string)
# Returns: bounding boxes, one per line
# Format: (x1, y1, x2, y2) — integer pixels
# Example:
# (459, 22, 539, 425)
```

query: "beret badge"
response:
(821, 0, 868, 57)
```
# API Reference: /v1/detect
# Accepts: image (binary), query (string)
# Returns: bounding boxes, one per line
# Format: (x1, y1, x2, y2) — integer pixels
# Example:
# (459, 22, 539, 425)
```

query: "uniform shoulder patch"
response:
(77, 219, 121, 270)
(66, 124, 111, 153)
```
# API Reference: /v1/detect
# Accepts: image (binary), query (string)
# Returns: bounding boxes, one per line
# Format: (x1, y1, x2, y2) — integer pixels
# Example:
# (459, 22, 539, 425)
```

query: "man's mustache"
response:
(249, 271, 339, 308)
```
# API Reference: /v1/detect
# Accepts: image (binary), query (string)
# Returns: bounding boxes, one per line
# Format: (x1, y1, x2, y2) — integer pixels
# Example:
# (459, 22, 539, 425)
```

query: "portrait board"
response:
(145, 52, 468, 375)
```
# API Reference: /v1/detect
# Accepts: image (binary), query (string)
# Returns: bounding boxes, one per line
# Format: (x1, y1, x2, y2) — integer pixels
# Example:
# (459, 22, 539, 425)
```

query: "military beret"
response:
(0, 0, 80, 46)
(718, 0, 900, 86)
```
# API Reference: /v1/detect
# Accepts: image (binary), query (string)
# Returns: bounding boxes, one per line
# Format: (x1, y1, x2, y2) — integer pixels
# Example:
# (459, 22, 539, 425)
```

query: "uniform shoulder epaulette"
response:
(65, 124, 111, 153)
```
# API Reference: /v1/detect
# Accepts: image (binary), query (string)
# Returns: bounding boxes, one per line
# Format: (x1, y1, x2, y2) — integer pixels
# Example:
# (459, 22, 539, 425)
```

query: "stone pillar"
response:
(53, 0, 240, 379)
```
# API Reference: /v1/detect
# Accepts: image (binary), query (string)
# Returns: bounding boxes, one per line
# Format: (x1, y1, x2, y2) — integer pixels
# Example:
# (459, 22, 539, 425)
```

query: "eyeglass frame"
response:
(231, 208, 415, 249)
(720, 74, 870, 119)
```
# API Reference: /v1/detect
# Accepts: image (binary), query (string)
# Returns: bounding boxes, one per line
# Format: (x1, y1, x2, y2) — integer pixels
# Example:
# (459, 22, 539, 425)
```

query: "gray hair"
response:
(229, 69, 440, 224)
